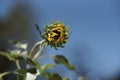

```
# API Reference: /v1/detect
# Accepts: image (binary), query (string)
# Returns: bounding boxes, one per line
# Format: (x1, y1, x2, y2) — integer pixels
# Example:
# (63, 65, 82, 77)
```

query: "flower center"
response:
(52, 30, 61, 41)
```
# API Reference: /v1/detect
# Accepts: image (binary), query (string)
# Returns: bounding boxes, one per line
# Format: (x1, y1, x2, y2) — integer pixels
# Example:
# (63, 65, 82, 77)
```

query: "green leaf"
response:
(0, 51, 17, 61)
(78, 77, 86, 80)
(64, 64, 76, 71)
(0, 77, 3, 80)
(41, 64, 56, 71)
(0, 51, 25, 61)
(16, 68, 38, 80)
(63, 77, 69, 80)
(53, 55, 68, 64)
(53, 55, 77, 72)
(16, 69, 27, 80)
(42, 72, 62, 80)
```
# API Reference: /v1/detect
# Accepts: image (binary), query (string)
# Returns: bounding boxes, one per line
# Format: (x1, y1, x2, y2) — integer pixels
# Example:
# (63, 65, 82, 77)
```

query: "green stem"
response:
(33, 43, 44, 60)
(26, 39, 46, 69)
(15, 60, 21, 69)
(0, 71, 14, 78)
(28, 39, 45, 58)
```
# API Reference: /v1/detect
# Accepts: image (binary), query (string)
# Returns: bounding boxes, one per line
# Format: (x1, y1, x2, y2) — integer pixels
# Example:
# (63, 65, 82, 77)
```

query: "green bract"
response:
(41, 21, 69, 49)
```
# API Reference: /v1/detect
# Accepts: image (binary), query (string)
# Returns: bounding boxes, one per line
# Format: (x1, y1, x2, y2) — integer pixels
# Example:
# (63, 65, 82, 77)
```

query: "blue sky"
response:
(38, 0, 120, 79)
(0, 0, 120, 80)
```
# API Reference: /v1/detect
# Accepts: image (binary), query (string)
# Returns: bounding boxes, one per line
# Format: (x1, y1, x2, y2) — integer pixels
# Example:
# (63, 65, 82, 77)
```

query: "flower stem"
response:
(26, 39, 46, 69)
(28, 39, 45, 58)
(33, 43, 44, 60)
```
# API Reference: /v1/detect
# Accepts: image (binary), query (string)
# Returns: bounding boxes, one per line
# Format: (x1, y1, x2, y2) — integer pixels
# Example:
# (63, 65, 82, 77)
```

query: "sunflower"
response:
(41, 21, 69, 49)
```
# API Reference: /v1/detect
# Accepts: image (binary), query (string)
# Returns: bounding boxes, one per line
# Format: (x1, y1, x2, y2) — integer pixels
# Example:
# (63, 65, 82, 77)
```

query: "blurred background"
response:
(0, 0, 120, 80)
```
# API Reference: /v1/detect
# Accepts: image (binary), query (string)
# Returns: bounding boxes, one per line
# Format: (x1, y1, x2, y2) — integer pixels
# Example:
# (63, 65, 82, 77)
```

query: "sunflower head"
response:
(41, 20, 69, 49)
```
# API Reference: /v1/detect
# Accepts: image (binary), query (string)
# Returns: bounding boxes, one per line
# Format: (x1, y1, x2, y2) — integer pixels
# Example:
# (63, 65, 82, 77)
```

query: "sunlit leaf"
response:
(16, 68, 38, 80)
(0, 51, 17, 61)
(26, 72, 38, 80)
(26, 69, 39, 80)
(41, 64, 55, 71)
(0, 51, 25, 61)
(0, 77, 3, 80)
